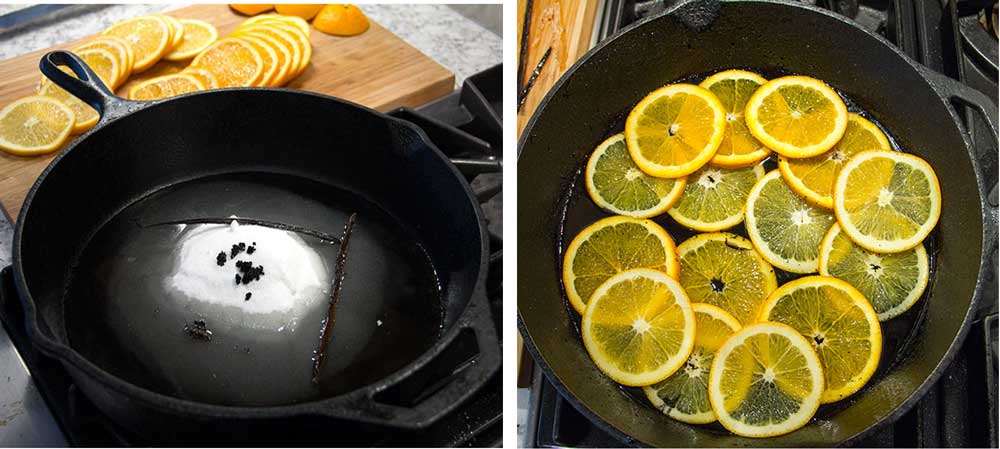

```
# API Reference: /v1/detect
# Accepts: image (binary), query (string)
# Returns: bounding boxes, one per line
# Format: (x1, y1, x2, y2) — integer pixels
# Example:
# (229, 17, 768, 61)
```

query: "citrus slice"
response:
(758, 276, 882, 403)
(585, 133, 686, 218)
(676, 233, 777, 324)
(820, 223, 929, 321)
(562, 216, 679, 314)
(833, 151, 941, 253)
(643, 303, 741, 423)
(235, 30, 291, 86)
(582, 268, 696, 386)
(237, 26, 301, 85)
(182, 68, 219, 90)
(624, 84, 725, 178)
(74, 36, 133, 81)
(313, 4, 371, 36)
(160, 15, 185, 50)
(235, 35, 279, 87)
(698, 70, 771, 168)
(101, 15, 172, 73)
(746, 170, 837, 273)
(164, 19, 218, 61)
(708, 322, 824, 438)
(75, 48, 121, 89)
(190, 38, 264, 87)
(745, 76, 848, 158)
(0, 95, 75, 156)
(128, 74, 204, 101)
(38, 82, 99, 134)
(667, 163, 764, 231)
(779, 114, 891, 209)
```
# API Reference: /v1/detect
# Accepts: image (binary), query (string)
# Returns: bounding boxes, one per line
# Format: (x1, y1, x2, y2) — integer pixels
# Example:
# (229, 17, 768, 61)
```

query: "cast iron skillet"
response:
(518, 0, 998, 446)
(7, 50, 500, 441)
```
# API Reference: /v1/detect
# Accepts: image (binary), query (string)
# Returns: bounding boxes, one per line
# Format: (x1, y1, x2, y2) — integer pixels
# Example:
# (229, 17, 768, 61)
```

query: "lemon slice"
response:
(758, 276, 881, 403)
(0, 95, 75, 156)
(779, 114, 890, 209)
(585, 133, 686, 218)
(644, 303, 741, 423)
(833, 151, 941, 253)
(745, 76, 848, 158)
(38, 82, 98, 134)
(676, 233, 777, 324)
(582, 268, 696, 386)
(709, 322, 824, 438)
(699, 70, 770, 168)
(667, 163, 764, 231)
(746, 170, 837, 273)
(819, 224, 929, 321)
(625, 84, 726, 178)
(562, 216, 679, 314)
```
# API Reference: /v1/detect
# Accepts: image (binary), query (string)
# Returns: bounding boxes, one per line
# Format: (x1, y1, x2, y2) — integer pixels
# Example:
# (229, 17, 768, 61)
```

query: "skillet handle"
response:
(39, 50, 137, 123)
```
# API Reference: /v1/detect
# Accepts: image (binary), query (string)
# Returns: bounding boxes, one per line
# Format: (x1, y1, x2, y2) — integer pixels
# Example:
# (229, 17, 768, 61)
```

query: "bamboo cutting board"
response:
(0, 4, 454, 220)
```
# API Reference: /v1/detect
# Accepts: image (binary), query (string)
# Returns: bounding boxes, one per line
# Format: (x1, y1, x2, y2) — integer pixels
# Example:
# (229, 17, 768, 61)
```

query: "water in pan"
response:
(65, 172, 443, 406)
(554, 69, 938, 432)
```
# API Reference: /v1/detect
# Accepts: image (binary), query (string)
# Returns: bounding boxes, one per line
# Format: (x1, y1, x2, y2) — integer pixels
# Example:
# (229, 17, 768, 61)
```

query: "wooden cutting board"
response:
(0, 4, 454, 220)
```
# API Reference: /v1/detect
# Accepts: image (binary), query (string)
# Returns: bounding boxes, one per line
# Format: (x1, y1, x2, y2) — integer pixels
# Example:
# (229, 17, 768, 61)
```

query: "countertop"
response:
(0, 5, 499, 445)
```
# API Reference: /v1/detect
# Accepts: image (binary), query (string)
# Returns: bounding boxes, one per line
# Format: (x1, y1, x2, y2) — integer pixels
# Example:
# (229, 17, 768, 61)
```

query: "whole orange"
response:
(275, 4, 324, 20)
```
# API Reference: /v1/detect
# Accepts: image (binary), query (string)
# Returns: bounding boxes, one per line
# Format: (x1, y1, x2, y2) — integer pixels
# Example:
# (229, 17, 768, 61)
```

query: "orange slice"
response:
(38, 82, 99, 134)
(234, 35, 279, 87)
(75, 48, 121, 89)
(698, 70, 771, 168)
(182, 68, 220, 90)
(236, 31, 291, 86)
(164, 19, 218, 61)
(74, 36, 133, 81)
(745, 76, 848, 158)
(128, 74, 205, 101)
(101, 15, 172, 73)
(160, 15, 185, 51)
(190, 38, 264, 87)
(237, 25, 303, 84)
(0, 96, 75, 156)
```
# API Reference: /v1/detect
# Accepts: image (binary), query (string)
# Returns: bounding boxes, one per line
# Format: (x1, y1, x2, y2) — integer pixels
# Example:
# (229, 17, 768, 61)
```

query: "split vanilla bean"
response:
(312, 212, 357, 384)
(140, 217, 341, 243)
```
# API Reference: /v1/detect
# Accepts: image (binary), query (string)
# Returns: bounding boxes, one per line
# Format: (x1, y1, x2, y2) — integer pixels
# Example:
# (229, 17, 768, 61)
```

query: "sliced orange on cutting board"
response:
(0, 96, 76, 156)
(38, 82, 99, 134)
(128, 73, 205, 100)
(101, 15, 173, 73)
(164, 19, 218, 61)
(745, 76, 848, 158)
(190, 37, 264, 87)
(625, 84, 726, 178)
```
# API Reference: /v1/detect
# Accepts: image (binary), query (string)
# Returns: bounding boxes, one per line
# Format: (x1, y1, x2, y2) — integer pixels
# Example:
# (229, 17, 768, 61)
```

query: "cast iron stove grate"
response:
(524, 1, 998, 447)
(0, 64, 502, 447)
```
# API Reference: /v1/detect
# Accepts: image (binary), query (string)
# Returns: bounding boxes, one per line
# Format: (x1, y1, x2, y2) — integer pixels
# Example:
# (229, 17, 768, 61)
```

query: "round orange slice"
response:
(624, 84, 726, 178)
(39, 82, 99, 134)
(128, 74, 205, 101)
(236, 31, 291, 86)
(160, 15, 185, 51)
(234, 35, 279, 87)
(237, 25, 303, 84)
(74, 36, 133, 81)
(190, 38, 264, 87)
(101, 15, 172, 73)
(75, 48, 121, 89)
(698, 70, 771, 168)
(0, 95, 75, 156)
(182, 68, 219, 90)
(164, 19, 218, 61)
(745, 76, 848, 158)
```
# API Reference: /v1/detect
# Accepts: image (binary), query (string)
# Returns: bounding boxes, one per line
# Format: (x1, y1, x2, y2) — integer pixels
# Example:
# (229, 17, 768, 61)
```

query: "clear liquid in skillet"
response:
(65, 172, 444, 406)
(555, 68, 937, 431)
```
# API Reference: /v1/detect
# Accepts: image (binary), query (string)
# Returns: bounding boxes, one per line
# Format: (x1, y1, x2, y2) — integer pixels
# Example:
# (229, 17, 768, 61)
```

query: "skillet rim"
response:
(11, 86, 495, 422)
(516, 0, 991, 445)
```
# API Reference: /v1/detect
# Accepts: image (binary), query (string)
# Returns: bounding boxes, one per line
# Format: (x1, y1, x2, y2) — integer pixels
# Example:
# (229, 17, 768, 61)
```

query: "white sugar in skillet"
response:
(168, 219, 329, 331)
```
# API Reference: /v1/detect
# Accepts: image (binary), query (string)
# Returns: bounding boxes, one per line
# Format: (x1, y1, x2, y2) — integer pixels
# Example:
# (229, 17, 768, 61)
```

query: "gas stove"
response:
(0, 64, 502, 447)
(522, 1, 998, 447)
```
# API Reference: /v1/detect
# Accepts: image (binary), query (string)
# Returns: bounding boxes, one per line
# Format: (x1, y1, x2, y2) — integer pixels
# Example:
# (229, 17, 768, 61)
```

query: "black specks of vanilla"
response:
(184, 319, 213, 341)
(216, 252, 227, 266)
(213, 240, 263, 300)
(235, 260, 265, 284)
(230, 242, 247, 258)
(245, 292, 252, 301)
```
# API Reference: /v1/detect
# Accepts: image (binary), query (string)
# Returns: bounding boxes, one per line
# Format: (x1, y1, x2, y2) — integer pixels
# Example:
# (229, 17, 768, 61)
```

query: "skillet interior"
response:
(16, 89, 484, 404)
(517, 0, 986, 446)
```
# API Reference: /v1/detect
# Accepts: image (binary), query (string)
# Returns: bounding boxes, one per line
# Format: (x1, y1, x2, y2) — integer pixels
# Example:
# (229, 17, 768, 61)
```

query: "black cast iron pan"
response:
(518, 0, 997, 446)
(4, 50, 500, 441)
